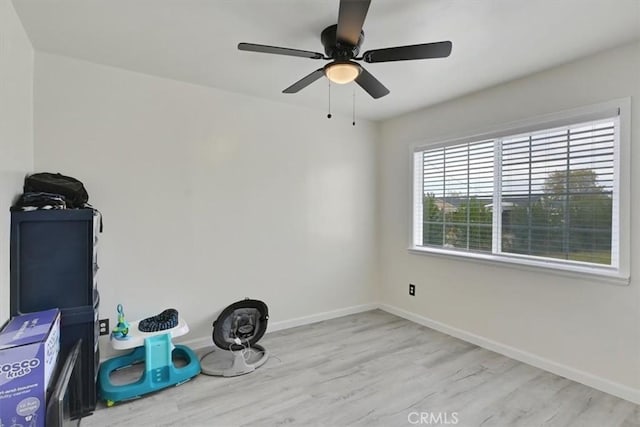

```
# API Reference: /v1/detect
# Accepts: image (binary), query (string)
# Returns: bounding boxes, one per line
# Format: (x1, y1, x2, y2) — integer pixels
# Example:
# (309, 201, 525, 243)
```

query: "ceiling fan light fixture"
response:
(324, 61, 361, 84)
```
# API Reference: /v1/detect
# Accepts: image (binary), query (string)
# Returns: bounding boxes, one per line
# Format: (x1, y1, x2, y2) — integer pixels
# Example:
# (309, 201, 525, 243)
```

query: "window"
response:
(419, 140, 495, 251)
(412, 101, 629, 282)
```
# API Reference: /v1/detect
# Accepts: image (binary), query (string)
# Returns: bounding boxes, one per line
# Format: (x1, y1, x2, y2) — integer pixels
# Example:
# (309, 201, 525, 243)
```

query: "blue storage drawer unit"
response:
(10, 209, 98, 314)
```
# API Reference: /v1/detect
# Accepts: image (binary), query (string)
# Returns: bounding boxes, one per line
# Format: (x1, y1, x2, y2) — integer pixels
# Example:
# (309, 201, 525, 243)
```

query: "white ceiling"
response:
(13, 0, 640, 121)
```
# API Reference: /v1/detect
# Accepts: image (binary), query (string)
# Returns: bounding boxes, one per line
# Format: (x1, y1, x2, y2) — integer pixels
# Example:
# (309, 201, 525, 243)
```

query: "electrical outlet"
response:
(409, 284, 415, 296)
(98, 319, 110, 336)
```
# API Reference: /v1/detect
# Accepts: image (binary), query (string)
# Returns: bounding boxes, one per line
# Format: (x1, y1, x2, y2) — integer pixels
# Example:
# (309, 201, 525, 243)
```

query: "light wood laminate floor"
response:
(84, 310, 639, 427)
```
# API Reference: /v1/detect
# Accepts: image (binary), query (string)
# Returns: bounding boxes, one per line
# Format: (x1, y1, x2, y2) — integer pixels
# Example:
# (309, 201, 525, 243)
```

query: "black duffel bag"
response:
(24, 172, 89, 208)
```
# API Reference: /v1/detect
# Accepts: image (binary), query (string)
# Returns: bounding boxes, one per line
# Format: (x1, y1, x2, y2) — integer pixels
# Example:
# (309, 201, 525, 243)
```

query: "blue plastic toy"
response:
(98, 313, 200, 407)
(98, 334, 200, 406)
(111, 304, 130, 340)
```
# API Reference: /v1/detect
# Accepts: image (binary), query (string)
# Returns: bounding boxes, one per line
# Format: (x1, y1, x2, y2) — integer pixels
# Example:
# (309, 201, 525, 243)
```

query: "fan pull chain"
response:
(352, 88, 356, 126)
(327, 81, 332, 119)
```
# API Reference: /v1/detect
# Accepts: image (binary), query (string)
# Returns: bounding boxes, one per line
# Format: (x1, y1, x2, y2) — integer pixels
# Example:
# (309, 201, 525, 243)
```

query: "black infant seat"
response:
(200, 299, 269, 377)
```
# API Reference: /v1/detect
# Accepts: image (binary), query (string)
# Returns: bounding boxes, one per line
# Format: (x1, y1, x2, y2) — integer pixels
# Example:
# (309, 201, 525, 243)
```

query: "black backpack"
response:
(24, 173, 89, 209)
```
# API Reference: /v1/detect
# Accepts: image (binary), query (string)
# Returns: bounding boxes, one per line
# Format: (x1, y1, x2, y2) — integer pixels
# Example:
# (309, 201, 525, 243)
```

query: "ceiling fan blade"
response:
(363, 41, 452, 63)
(238, 43, 324, 59)
(355, 66, 389, 99)
(336, 0, 371, 46)
(283, 68, 325, 93)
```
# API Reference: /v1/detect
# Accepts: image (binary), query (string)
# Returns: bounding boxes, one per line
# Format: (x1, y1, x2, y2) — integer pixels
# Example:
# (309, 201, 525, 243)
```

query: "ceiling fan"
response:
(238, 0, 452, 99)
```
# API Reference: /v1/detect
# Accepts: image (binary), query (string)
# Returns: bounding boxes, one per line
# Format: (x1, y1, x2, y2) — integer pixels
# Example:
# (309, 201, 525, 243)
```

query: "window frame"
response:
(409, 99, 631, 285)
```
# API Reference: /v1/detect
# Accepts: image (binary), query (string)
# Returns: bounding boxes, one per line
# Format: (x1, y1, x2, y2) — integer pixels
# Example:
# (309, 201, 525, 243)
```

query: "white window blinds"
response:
(421, 141, 494, 252)
(500, 119, 616, 266)
(413, 114, 620, 270)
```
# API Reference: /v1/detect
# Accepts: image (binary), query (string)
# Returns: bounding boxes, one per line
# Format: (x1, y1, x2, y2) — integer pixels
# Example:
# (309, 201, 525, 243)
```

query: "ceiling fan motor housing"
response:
(321, 24, 364, 60)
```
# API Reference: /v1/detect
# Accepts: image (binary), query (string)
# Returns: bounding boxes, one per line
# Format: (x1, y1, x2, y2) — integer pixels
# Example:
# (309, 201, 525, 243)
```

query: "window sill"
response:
(408, 246, 630, 286)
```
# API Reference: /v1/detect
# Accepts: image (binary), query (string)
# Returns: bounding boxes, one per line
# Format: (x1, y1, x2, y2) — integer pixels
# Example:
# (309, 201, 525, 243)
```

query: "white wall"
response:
(0, 0, 34, 322)
(378, 41, 640, 401)
(33, 52, 378, 355)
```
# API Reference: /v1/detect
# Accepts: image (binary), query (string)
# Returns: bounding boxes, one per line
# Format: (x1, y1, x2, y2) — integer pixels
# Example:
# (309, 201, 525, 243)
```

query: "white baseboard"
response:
(176, 335, 211, 352)
(379, 303, 640, 405)
(267, 303, 379, 333)
(176, 302, 379, 352)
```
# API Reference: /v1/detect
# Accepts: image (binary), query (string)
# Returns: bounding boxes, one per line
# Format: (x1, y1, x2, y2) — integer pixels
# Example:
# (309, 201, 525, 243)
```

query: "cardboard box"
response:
(0, 309, 60, 427)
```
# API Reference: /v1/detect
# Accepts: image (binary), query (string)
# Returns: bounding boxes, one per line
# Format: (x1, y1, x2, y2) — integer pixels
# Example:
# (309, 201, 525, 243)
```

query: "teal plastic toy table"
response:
(97, 316, 201, 406)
